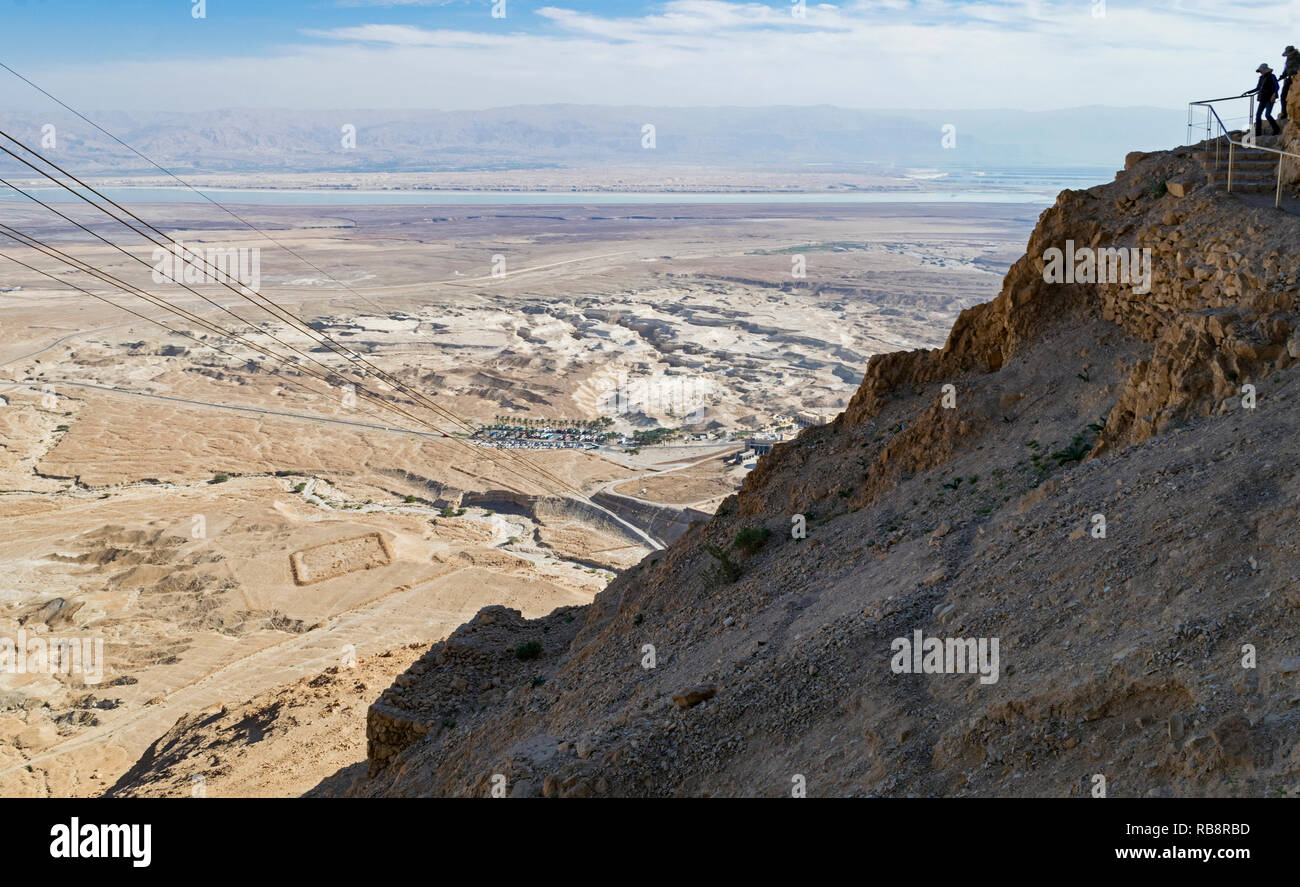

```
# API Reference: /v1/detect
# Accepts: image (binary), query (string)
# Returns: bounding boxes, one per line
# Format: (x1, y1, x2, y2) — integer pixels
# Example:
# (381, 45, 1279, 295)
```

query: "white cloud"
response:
(1, 0, 1293, 111)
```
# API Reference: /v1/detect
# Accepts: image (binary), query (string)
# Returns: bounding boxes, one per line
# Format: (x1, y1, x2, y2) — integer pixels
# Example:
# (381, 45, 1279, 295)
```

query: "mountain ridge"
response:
(0, 105, 1186, 174)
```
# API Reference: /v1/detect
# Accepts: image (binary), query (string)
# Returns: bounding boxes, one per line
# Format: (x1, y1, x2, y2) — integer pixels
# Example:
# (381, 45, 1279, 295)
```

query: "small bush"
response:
(209, 473, 229, 485)
(705, 544, 742, 584)
(1052, 435, 1092, 466)
(732, 527, 771, 555)
(514, 641, 542, 661)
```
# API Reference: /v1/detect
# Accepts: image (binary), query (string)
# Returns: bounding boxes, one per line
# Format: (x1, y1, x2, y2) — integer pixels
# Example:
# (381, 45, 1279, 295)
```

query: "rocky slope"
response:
(294, 133, 1300, 798)
(105, 645, 426, 797)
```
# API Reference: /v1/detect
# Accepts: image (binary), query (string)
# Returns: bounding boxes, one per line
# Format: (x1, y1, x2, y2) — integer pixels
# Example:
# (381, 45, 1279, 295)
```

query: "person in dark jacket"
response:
(1244, 63, 1281, 136)
(1281, 46, 1299, 120)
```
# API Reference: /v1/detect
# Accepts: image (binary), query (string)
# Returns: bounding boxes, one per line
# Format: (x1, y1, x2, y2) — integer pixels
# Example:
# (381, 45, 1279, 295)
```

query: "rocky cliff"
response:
(309, 139, 1300, 798)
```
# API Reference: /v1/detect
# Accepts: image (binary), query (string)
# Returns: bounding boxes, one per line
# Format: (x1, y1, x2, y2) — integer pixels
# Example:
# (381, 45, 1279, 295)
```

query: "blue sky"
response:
(2, 0, 1298, 111)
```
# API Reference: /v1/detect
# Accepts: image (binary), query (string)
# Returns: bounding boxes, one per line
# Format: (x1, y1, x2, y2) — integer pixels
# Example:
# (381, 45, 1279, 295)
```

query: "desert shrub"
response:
(732, 527, 771, 555)
(705, 544, 742, 584)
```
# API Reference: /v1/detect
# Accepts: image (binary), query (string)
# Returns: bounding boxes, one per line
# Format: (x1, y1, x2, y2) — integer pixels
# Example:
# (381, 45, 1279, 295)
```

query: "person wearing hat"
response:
(1243, 62, 1281, 137)
(1280, 46, 1300, 120)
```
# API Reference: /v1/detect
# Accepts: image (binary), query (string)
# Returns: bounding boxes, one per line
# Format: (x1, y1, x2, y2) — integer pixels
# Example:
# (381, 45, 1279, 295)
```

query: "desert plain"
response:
(0, 198, 1036, 795)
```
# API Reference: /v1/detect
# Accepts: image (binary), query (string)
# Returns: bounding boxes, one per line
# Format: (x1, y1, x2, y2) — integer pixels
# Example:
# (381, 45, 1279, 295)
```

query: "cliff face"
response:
(313, 142, 1300, 798)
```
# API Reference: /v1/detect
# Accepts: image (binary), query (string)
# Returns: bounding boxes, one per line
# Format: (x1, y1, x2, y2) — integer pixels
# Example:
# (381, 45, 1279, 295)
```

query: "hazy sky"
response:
(1, 0, 1297, 111)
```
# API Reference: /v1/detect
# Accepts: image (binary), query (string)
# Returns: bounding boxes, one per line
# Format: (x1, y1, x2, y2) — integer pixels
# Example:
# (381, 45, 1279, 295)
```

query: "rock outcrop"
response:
(310, 140, 1300, 798)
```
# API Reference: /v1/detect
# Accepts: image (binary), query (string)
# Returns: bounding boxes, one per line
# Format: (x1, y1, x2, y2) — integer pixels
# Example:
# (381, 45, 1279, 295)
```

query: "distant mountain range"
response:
(0, 105, 1188, 175)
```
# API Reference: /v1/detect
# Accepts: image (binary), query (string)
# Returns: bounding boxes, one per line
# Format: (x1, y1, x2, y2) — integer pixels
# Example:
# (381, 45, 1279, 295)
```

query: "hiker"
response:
(1281, 46, 1300, 120)
(1243, 62, 1282, 137)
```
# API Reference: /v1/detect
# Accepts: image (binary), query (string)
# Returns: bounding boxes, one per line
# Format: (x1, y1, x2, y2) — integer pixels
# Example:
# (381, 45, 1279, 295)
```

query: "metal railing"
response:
(1188, 95, 1299, 207)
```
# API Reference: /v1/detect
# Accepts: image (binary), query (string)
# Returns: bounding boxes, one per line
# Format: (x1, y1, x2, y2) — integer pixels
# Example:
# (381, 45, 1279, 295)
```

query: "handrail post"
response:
(1188, 95, 1300, 208)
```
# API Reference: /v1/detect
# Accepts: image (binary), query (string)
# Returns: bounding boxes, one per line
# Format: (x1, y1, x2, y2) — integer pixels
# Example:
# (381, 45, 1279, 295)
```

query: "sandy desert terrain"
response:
(0, 199, 1034, 795)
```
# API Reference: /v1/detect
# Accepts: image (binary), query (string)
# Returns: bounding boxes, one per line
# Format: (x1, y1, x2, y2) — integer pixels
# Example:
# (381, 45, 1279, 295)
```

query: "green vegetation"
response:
(514, 641, 542, 661)
(732, 526, 771, 555)
(209, 473, 229, 484)
(632, 427, 680, 446)
(704, 544, 742, 584)
(1052, 433, 1093, 466)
